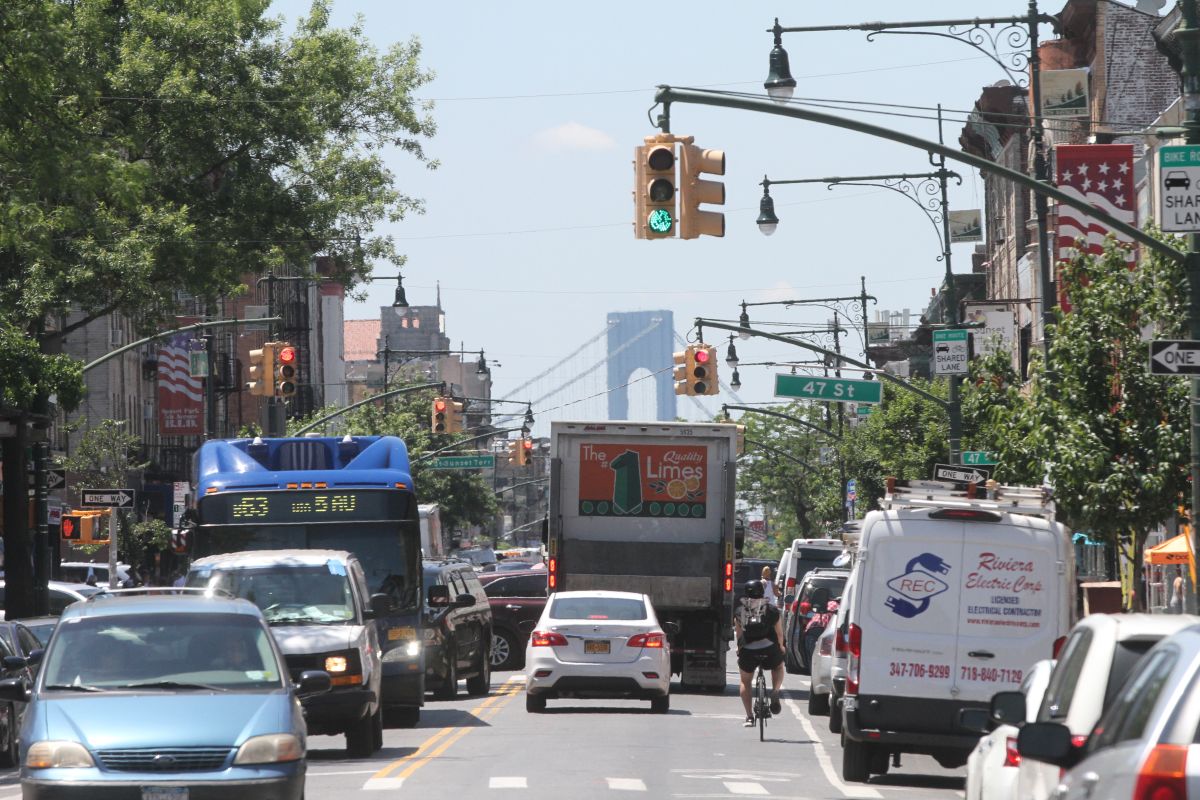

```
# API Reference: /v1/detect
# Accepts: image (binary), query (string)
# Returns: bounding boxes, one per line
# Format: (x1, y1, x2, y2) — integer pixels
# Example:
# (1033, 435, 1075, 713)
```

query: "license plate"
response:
(584, 640, 610, 654)
(142, 788, 188, 800)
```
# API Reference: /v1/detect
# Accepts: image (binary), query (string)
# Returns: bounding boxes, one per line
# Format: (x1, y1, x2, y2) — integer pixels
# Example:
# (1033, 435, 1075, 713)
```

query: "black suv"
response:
(784, 567, 849, 675)
(422, 559, 493, 699)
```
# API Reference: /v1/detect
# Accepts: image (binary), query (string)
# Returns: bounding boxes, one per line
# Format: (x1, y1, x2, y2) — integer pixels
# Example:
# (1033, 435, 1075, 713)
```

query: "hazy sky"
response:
(268, 1, 1135, 421)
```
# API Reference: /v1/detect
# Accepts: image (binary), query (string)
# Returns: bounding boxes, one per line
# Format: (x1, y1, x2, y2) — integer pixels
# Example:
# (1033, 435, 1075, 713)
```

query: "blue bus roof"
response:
(195, 435, 413, 495)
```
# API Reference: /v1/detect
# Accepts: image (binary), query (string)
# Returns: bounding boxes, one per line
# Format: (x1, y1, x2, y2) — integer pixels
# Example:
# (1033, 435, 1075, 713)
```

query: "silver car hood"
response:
(270, 625, 359, 656)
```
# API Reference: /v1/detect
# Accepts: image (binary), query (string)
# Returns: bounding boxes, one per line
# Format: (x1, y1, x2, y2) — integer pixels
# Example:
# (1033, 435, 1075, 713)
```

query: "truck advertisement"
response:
(576, 442, 708, 518)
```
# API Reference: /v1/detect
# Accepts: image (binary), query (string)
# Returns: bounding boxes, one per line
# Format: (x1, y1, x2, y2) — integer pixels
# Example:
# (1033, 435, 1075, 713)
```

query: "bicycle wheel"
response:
(757, 671, 767, 741)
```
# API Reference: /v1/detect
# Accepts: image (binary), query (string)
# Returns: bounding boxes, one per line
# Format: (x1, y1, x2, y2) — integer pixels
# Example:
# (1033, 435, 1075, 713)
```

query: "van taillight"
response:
(530, 631, 568, 647)
(928, 508, 1003, 522)
(723, 561, 733, 593)
(548, 557, 558, 590)
(1053, 636, 1067, 658)
(846, 623, 862, 695)
(1003, 736, 1020, 767)
(785, 577, 796, 592)
(1133, 744, 1187, 800)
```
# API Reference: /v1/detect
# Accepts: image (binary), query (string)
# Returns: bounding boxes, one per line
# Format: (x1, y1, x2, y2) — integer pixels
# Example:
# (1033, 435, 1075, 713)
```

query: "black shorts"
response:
(738, 643, 784, 673)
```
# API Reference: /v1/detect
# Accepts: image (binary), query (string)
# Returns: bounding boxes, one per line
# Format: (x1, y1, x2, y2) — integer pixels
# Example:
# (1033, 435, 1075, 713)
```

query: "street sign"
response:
(188, 350, 209, 379)
(961, 451, 999, 466)
(846, 478, 857, 502)
(80, 489, 135, 508)
(1150, 340, 1200, 375)
(46, 468, 66, 491)
(932, 329, 970, 375)
(1160, 146, 1200, 233)
(933, 464, 991, 484)
(428, 454, 496, 470)
(774, 374, 882, 405)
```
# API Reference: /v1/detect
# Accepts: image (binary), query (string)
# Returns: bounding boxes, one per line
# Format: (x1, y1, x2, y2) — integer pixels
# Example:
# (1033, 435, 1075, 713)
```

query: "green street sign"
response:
(774, 374, 882, 405)
(961, 451, 998, 466)
(429, 454, 495, 470)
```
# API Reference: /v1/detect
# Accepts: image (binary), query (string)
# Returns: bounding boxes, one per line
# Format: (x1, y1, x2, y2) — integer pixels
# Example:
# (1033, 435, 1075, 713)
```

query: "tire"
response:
(525, 692, 546, 713)
(650, 694, 669, 714)
(371, 703, 384, 751)
(433, 652, 457, 700)
(388, 706, 420, 728)
(0, 703, 17, 768)
(869, 747, 891, 776)
(829, 699, 843, 734)
(466, 638, 490, 697)
(842, 738, 871, 783)
(808, 689, 830, 716)
(346, 706, 380, 758)
(490, 629, 521, 671)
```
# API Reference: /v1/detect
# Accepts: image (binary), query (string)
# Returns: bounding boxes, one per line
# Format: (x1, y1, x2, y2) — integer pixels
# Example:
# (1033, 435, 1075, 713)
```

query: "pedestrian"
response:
(172, 570, 186, 588)
(1169, 572, 1185, 614)
(760, 565, 781, 608)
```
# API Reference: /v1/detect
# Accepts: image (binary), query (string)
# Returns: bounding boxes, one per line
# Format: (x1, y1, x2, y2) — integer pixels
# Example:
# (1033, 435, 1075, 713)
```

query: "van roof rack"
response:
(883, 477, 1055, 519)
(87, 587, 236, 601)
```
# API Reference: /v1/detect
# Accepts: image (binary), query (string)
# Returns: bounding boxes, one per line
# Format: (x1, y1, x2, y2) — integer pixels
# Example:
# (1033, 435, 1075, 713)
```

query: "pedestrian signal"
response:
(61, 514, 82, 541)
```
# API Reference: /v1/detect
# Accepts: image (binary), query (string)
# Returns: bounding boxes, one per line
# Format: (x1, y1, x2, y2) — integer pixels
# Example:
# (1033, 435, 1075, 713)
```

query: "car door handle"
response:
(505, 604, 521, 611)
(967, 650, 995, 659)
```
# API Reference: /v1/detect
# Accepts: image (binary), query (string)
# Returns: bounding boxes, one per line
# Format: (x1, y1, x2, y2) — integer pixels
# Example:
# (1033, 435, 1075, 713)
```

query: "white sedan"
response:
(524, 590, 671, 714)
(964, 659, 1055, 800)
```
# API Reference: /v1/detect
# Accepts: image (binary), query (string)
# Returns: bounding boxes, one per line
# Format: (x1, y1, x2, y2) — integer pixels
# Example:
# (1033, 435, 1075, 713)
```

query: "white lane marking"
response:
(363, 776, 405, 790)
(309, 768, 381, 775)
(786, 693, 883, 800)
(689, 713, 748, 720)
(608, 777, 648, 791)
(724, 783, 769, 796)
(489, 776, 528, 789)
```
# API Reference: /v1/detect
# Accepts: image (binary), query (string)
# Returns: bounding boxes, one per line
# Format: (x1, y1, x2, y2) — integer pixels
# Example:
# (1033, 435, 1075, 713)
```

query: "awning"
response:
(1144, 533, 1193, 565)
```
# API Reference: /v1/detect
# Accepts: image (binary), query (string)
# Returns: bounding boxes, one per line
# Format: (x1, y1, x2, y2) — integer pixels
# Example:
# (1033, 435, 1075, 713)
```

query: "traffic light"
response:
(688, 344, 719, 396)
(673, 349, 690, 396)
(432, 397, 448, 433)
(248, 341, 276, 396)
(274, 342, 297, 398)
(678, 140, 725, 239)
(520, 438, 534, 466)
(447, 400, 465, 433)
(61, 514, 82, 541)
(633, 138, 676, 239)
(507, 439, 522, 466)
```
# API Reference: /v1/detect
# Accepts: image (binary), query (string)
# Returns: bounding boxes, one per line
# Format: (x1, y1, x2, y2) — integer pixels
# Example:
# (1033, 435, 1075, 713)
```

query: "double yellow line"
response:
(368, 677, 524, 787)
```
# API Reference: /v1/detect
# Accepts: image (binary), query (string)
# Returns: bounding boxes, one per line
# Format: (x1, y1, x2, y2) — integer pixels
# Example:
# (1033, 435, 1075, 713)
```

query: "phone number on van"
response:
(888, 661, 950, 679)
(960, 666, 1023, 683)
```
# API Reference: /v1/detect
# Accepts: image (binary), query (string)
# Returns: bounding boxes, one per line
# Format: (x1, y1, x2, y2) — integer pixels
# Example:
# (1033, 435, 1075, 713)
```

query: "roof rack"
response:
(87, 587, 236, 601)
(883, 477, 1055, 519)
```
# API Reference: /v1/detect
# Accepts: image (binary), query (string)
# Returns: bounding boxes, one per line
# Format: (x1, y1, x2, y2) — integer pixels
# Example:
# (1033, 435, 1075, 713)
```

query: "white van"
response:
(840, 479, 1072, 783)
(776, 537, 845, 598)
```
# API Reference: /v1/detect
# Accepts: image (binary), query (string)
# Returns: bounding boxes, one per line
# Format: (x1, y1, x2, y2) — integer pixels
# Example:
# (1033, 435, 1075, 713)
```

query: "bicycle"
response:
(752, 665, 770, 741)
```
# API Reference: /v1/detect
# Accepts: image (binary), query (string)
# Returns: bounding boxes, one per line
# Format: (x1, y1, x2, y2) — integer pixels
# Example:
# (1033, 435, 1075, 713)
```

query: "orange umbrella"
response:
(1145, 533, 1193, 565)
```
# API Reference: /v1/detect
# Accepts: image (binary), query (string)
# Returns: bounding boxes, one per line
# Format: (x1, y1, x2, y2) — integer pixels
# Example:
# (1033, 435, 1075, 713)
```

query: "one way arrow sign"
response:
(1150, 340, 1200, 375)
(933, 464, 992, 485)
(80, 489, 135, 509)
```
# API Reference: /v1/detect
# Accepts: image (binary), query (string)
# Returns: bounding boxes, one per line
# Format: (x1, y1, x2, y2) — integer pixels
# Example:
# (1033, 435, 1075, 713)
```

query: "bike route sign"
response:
(1160, 145, 1200, 233)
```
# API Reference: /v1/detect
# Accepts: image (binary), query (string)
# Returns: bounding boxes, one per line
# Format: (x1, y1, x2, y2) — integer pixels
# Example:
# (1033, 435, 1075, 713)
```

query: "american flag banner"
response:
(1055, 144, 1137, 311)
(157, 331, 203, 435)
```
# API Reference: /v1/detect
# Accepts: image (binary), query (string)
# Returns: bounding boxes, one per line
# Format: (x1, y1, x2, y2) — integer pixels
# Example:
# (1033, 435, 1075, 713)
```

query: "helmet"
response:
(743, 580, 765, 599)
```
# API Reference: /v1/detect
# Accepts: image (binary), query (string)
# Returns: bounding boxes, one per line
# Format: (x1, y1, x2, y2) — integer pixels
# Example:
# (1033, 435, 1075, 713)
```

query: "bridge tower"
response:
(606, 310, 676, 421)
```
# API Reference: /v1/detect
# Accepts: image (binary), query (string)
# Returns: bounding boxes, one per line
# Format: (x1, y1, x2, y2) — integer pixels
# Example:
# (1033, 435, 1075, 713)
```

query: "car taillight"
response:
(1003, 736, 1020, 767)
(1053, 636, 1067, 658)
(548, 558, 558, 590)
(846, 623, 862, 695)
(1134, 744, 1188, 800)
(723, 561, 733, 593)
(834, 629, 848, 655)
(530, 631, 568, 647)
(628, 632, 665, 649)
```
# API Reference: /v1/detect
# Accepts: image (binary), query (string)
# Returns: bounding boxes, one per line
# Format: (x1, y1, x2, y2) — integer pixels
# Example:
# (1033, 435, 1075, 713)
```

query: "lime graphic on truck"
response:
(577, 442, 707, 518)
(885, 553, 951, 618)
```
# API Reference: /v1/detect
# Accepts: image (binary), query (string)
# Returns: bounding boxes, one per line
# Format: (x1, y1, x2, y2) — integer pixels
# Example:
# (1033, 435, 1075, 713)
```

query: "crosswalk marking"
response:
(724, 782, 769, 796)
(489, 777, 528, 789)
(606, 777, 647, 791)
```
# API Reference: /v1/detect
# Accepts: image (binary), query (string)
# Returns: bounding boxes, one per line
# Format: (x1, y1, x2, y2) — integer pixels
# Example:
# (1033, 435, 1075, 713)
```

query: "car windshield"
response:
(189, 564, 356, 625)
(41, 612, 283, 691)
(550, 597, 647, 621)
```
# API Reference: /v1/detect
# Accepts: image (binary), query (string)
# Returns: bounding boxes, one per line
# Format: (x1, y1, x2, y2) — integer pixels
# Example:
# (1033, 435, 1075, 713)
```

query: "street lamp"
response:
(730, 368, 742, 391)
(475, 350, 489, 375)
(738, 303, 752, 340)
(725, 334, 739, 369)
(756, 178, 780, 236)
(392, 276, 409, 310)
(764, 19, 797, 103)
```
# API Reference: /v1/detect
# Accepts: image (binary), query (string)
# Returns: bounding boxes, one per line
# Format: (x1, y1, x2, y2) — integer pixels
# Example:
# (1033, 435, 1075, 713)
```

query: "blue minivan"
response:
(0, 591, 330, 799)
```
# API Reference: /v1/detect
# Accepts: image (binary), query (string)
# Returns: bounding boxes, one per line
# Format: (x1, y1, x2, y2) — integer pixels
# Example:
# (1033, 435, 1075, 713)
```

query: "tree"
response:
(965, 234, 1190, 609)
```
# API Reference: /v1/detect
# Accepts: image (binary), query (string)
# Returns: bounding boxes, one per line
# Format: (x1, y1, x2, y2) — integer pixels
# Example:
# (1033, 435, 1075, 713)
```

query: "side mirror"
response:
(0, 677, 29, 704)
(427, 585, 451, 607)
(26, 648, 43, 666)
(1017, 722, 1080, 769)
(366, 593, 391, 619)
(296, 670, 332, 698)
(990, 690, 1027, 726)
(1, 656, 27, 672)
(454, 593, 476, 608)
(958, 707, 992, 734)
(662, 621, 681, 637)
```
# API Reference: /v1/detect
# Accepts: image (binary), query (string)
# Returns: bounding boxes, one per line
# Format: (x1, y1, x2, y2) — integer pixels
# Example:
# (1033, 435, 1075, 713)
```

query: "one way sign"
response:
(1150, 340, 1200, 375)
(80, 489, 135, 509)
(933, 464, 992, 485)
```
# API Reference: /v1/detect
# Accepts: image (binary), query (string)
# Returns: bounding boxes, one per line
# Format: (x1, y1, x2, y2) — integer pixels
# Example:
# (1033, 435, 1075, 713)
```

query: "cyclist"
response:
(735, 579, 785, 727)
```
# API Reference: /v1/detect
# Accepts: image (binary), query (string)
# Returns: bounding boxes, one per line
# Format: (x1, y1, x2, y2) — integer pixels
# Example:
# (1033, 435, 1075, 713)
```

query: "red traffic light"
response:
(434, 399, 447, 413)
(694, 348, 710, 364)
(277, 345, 297, 364)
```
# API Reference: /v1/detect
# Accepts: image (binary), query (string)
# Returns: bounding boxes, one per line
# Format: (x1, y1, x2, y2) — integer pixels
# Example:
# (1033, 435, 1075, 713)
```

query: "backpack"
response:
(743, 604, 771, 642)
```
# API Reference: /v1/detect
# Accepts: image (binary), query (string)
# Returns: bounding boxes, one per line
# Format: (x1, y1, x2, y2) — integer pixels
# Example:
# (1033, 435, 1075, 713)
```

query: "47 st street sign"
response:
(774, 373, 882, 404)
(1149, 340, 1200, 375)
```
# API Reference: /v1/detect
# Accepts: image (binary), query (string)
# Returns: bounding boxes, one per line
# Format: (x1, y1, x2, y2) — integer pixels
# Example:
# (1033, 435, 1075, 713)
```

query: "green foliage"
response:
(59, 419, 148, 488)
(287, 380, 499, 534)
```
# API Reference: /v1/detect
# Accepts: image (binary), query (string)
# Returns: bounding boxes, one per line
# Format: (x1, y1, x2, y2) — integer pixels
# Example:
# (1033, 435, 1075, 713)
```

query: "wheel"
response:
(388, 706, 420, 728)
(433, 652, 457, 700)
(0, 703, 17, 768)
(758, 702, 766, 741)
(346, 706, 380, 757)
(808, 688, 830, 716)
(525, 692, 546, 713)
(869, 747, 891, 776)
(650, 694, 669, 714)
(466, 639, 490, 696)
(371, 703, 384, 751)
(490, 629, 521, 671)
(842, 738, 871, 783)
(829, 699, 843, 734)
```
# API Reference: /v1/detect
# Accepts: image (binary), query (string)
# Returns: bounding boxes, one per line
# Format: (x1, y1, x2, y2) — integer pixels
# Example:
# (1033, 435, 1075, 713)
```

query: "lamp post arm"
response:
(412, 426, 526, 464)
(655, 86, 1184, 263)
(495, 478, 549, 496)
(699, 318, 951, 411)
(742, 437, 818, 472)
(724, 404, 842, 440)
(293, 381, 445, 435)
(83, 317, 282, 373)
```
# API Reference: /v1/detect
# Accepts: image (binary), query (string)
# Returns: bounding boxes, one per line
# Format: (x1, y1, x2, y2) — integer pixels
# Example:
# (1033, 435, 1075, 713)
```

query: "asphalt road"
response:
(0, 657, 968, 799)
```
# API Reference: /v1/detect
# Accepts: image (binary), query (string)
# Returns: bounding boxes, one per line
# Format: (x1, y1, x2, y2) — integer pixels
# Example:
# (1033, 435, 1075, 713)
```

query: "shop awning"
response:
(1145, 533, 1193, 565)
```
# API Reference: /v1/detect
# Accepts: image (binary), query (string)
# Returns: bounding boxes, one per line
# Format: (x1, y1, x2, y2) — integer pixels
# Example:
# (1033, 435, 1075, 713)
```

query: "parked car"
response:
(0, 622, 37, 768)
(808, 603, 839, 716)
(13, 616, 58, 648)
(827, 563, 859, 734)
(423, 558, 493, 698)
(785, 567, 849, 674)
(479, 569, 547, 671)
(57, 562, 132, 589)
(524, 590, 673, 714)
(1010, 612, 1200, 800)
(0, 580, 103, 617)
(187, 549, 387, 756)
(964, 659, 1055, 800)
(1017, 622, 1200, 799)
(0, 591, 330, 798)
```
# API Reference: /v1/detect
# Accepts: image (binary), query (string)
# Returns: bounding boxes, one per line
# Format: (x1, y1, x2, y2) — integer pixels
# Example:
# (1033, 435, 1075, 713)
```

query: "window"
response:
(485, 574, 546, 599)
(1038, 627, 1094, 721)
(550, 597, 647, 621)
(1091, 647, 1178, 752)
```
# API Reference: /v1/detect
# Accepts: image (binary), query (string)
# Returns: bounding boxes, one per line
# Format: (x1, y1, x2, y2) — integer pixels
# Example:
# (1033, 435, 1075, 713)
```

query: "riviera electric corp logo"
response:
(885, 553, 952, 618)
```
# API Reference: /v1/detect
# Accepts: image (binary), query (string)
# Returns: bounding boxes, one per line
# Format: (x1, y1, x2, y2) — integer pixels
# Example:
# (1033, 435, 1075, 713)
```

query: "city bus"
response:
(188, 434, 424, 725)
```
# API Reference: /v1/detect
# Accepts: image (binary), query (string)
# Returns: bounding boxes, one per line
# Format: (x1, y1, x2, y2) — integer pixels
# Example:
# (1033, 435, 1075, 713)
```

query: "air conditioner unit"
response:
(110, 329, 124, 347)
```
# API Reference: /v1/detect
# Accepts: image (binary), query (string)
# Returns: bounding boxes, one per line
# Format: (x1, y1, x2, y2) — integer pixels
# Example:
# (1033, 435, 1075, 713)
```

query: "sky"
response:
(267, 1, 1156, 423)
